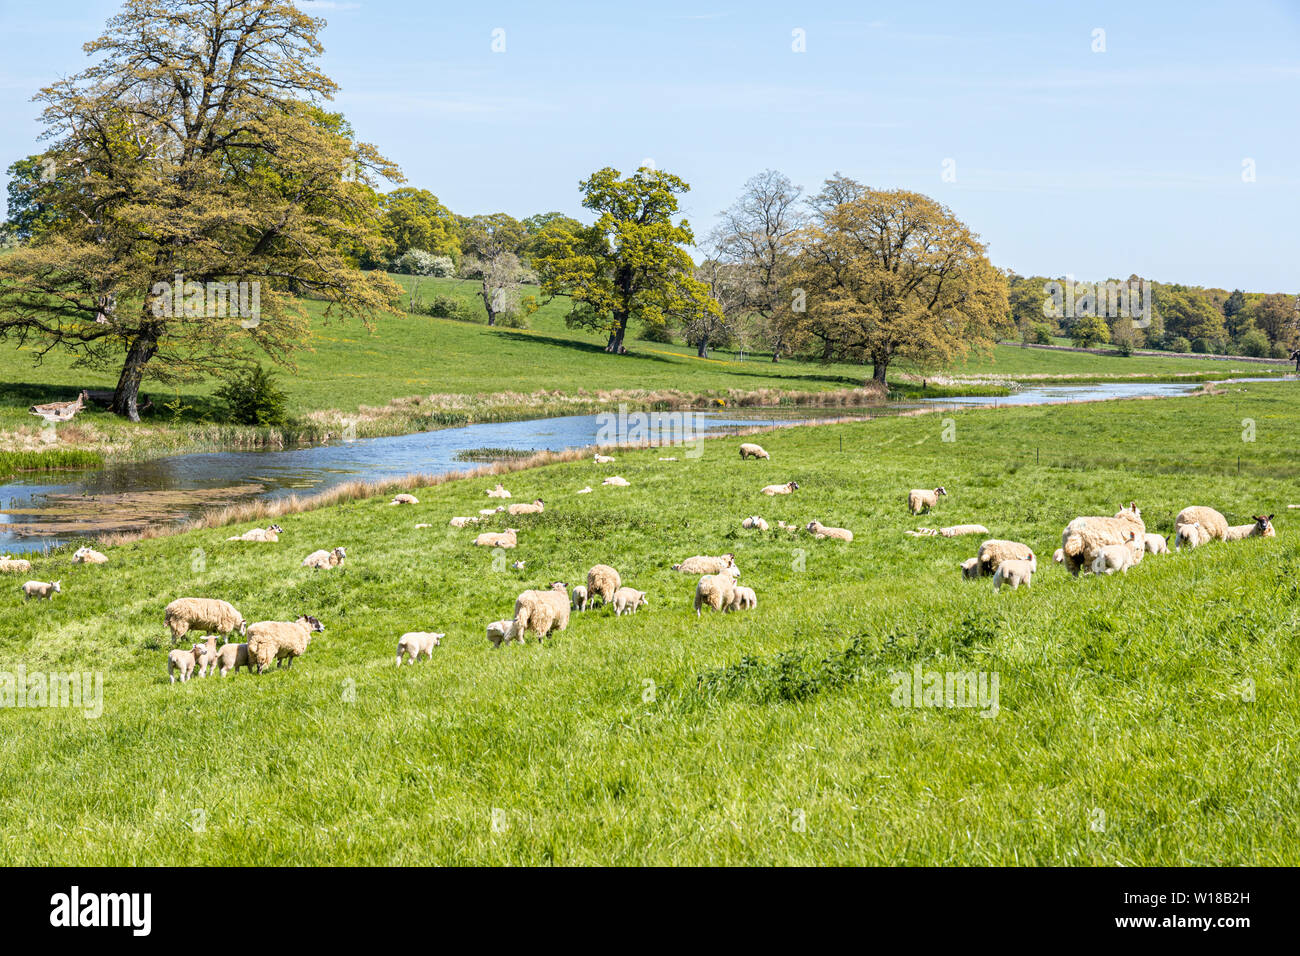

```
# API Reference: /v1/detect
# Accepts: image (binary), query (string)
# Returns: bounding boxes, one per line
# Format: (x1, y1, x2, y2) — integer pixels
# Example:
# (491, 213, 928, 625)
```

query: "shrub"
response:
(1029, 322, 1054, 345)
(214, 364, 290, 427)
(1270, 343, 1291, 360)
(422, 295, 478, 322)
(1238, 329, 1271, 357)
(495, 311, 529, 329)
(391, 249, 454, 277)
(1167, 335, 1192, 353)
(1070, 315, 1110, 348)
(1191, 337, 1210, 354)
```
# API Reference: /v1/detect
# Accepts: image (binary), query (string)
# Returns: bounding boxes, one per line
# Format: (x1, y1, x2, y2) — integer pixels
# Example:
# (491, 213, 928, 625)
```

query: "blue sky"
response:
(2, 0, 1298, 290)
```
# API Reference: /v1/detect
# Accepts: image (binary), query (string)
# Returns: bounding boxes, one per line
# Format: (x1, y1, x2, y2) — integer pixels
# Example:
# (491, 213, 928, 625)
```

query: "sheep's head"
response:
(935, 487, 947, 496)
(1253, 514, 1276, 536)
(789, 481, 800, 491)
(721, 553, 736, 565)
(52, 581, 61, 592)
(961, 557, 979, 579)
(1119, 501, 1141, 520)
(805, 521, 821, 533)
(297, 615, 325, 633)
(269, 524, 283, 533)
(550, 581, 568, 593)
(333, 547, 347, 558)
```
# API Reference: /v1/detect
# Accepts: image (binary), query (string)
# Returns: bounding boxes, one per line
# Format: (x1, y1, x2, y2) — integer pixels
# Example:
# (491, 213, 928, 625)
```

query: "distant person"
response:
(1291, 348, 1300, 373)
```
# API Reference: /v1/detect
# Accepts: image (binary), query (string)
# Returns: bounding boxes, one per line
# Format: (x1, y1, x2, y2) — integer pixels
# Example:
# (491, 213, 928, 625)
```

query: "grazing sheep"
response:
(1143, 533, 1170, 555)
(612, 587, 648, 616)
(1174, 506, 1229, 545)
(486, 484, 512, 498)
(1060, 502, 1145, 576)
(602, 476, 630, 487)
(1091, 532, 1145, 575)
(0, 557, 33, 574)
(587, 564, 622, 606)
(760, 481, 799, 496)
(1053, 548, 1066, 564)
(571, 585, 589, 611)
(576, 486, 593, 494)
(72, 546, 109, 564)
(992, 559, 1034, 591)
(672, 553, 737, 575)
(479, 506, 507, 516)
(390, 494, 419, 506)
(21, 580, 61, 601)
(449, 516, 482, 528)
(908, 487, 947, 515)
(961, 557, 981, 579)
(510, 582, 570, 642)
(507, 498, 545, 516)
(694, 573, 738, 616)
(1174, 522, 1207, 551)
(727, 585, 758, 611)
(741, 515, 769, 531)
(975, 540, 1036, 578)
(806, 520, 853, 542)
(215, 642, 252, 677)
(906, 524, 989, 538)
(226, 524, 282, 542)
(396, 631, 444, 665)
(739, 443, 770, 460)
(1223, 514, 1276, 541)
(247, 615, 324, 673)
(167, 643, 207, 684)
(593, 453, 615, 464)
(474, 529, 518, 549)
(486, 619, 519, 647)
(302, 546, 346, 569)
(163, 598, 245, 645)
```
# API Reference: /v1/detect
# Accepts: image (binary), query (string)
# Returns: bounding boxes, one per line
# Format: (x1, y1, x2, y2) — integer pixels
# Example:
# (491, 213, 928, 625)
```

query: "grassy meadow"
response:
(1, 381, 1298, 864)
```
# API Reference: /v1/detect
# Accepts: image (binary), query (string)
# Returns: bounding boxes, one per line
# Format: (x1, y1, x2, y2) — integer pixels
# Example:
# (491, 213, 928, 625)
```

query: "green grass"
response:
(952, 342, 1287, 382)
(0, 448, 103, 478)
(2, 381, 1298, 864)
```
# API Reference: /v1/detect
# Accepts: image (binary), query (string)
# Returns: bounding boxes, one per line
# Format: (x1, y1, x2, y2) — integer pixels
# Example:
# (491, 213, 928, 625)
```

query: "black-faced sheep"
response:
(1224, 514, 1276, 541)
(247, 615, 324, 673)
(908, 487, 947, 514)
(163, 597, 245, 645)
(761, 481, 798, 495)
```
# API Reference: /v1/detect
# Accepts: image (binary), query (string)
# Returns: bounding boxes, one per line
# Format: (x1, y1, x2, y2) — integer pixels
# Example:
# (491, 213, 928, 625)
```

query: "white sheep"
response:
(961, 557, 981, 579)
(593, 453, 615, 464)
(587, 564, 622, 606)
(806, 520, 853, 542)
(21, 580, 61, 601)
(0, 556, 33, 574)
(479, 506, 507, 516)
(1053, 548, 1066, 565)
(1061, 502, 1145, 575)
(760, 481, 798, 495)
(302, 546, 346, 569)
(486, 619, 519, 647)
(576, 486, 593, 494)
(727, 585, 758, 611)
(247, 615, 324, 673)
(167, 643, 208, 684)
(449, 516, 482, 528)
(672, 553, 737, 575)
(1143, 533, 1170, 555)
(694, 573, 738, 616)
(226, 524, 282, 542)
(741, 515, 769, 531)
(215, 642, 252, 677)
(1223, 514, 1276, 541)
(908, 487, 947, 514)
(1091, 532, 1144, 575)
(571, 585, 589, 611)
(602, 476, 630, 487)
(905, 524, 989, 538)
(992, 559, 1034, 591)
(390, 493, 420, 505)
(507, 498, 545, 516)
(509, 582, 570, 642)
(486, 484, 512, 498)
(474, 529, 518, 549)
(1174, 522, 1207, 550)
(612, 587, 648, 616)
(163, 597, 245, 644)
(975, 540, 1036, 577)
(396, 631, 444, 665)
(738, 443, 770, 460)
(72, 546, 109, 564)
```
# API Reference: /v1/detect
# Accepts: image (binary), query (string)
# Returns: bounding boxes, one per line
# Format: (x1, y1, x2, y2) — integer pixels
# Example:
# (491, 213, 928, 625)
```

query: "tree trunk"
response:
(872, 357, 889, 384)
(606, 312, 629, 353)
(111, 328, 160, 421)
(696, 338, 709, 359)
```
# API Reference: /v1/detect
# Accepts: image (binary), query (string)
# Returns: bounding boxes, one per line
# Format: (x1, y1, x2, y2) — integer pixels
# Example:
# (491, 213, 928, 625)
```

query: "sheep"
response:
(571, 584, 589, 611)
(1143, 533, 1170, 555)
(390, 493, 419, 506)
(576, 486, 593, 494)
(396, 631, 444, 665)
(975, 540, 1036, 578)
(215, 642, 253, 677)
(905, 524, 989, 538)
(961, 557, 981, 579)
(587, 564, 622, 606)
(302, 546, 346, 569)
(738, 443, 770, 460)
(246, 615, 324, 673)
(741, 515, 769, 531)
(1060, 502, 1145, 576)
(1091, 532, 1145, 575)
(486, 619, 519, 647)
(511, 560, 526, 570)
(509, 582, 570, 642)
(479, 506, 507, 516)
(449, 516, 482, 528)
(612, 587, 648, 615)
(727, 585, 758, 611)
(167, 643, 207, 684)
(908, 487, 947, 515)
(1174, 506, 1229, 545)
(992, 559, 1034, 591)
(474, 529, 518, 549)
(486, 484, 512, 498)
(0, 557, 33, 574)
(602, 476, 630, 487)
(415, 523, 433, 529)
(658, 457, 678, 462)
(1053, 548, 1066, 564)
(760, 481, 798, 495)
(694, 573, 738, 616)
(164, 597, 245, 645)
(226, 524, 282, 542)
(806, 520, 853, 542)
(72, 546, 109, 564)
(672, 553, 736, 575)
(1223, 514, 1276, 542)
(21, 580, 61, 601)
(1174, 522, 1207, 551)
(507, 498, 545, 516)
(593, 453, 615, 464)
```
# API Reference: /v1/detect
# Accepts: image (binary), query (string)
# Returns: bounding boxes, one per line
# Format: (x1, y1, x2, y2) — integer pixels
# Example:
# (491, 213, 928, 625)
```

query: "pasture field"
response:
(1, 381, 1297, 865)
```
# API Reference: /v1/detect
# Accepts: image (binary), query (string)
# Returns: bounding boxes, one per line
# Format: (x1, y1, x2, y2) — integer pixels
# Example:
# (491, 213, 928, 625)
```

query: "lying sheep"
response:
(1143, 533, 1170, 555)
(0, 556, 33, 574)
(507, 498, 545, 516)
(390, 494, 419, 506)
(587, 564, 621, 607)
(905, 524, 989, 538)
(168, 643, 208, 684)
(474, 529, 518, 549)
(602, 476, 630, 487)
(396, 631, 444, 665)
(302, 546, 346, 569)
(576, 486, 593, 494)
(806, 520, 853, 542)
(1091, 532, 1144, 575)
(727, 585, 758, 611)
(741, 516, 769, 531)
(21, 580, 61, 601)
(215, 642, 253, 677)
(695, 573, 738, 616)
(449, 516, 483, 528)
(571, 585, 589, 611)
(992, 559, 1034, 591)
(672, 553, 737, 575)
(738, 443, 770, 460)
(247, 615, 324, 673)
(227, 524, 282, 542)
(908, 487, 947, 515)
(164, 598, 245, 645)
(1174, 506, 1229, 545)
(1224, 514, 1276, 541)
(486, 484, 512, 498)
(479, 506, 507, 516)
(510, 582, 570, 642)
(1060, 502, 1145, 576)
(760, 481, 798, 495)
(1174, 521, 1208, 551)
(72, 546, 109, 564)
(593, 454, 615, 464)
(511, 560, 526, 570)
(612, 587, 648, 616)
(976, 540, 1036, 577)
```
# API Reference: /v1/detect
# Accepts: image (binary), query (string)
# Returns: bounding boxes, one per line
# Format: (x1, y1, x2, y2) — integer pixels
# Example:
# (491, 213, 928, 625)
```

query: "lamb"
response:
(975, 540, 1036, 577)
(511, 560, 526, 570)
(1174, 506, 1229, 545)
(908, 487, 947, 515)
(576, 486, 593, 494)
(1174, 522, 1207, 551)
(1053, 548, 1066, 564)
(509, 582, 570, 642)
(1091, 532, 1145, 575)
(246, 615, 324, 673)
(992, 559, 1034, 591)
(0, 557, 32, 574)
(507, 498, 545, 516)
(449, 516, 483, 528)
(738, 443, 770, 460)
(72, 546, 109, 564)
(164, 597, 246, 645)
(760, 481, 798, 495)
(694, 573, 738, 616)
(486, 619, 520, 647)
(226, 524, 282, 542)
(961, 557, 981, 579)
(586, 564, 622, 606)
(390, 493, 419, 505)
(215, 642, 253, 677)
(571, 585, 589, 611)
(806, 520, 853, 542)
(593, 453, 615, 464)
(486, 484, 512, 498)
(727, 585, 758, 611)
(1223, 514, 1276, 541)
(612, 587, 648, 616)
(672, 553, 736, 575)
(905, 524, 989, 538)
(302, 546, 346, 569)
(741, 516, 769, 531)
(1143, 533, 1170, 555)
(21, 580, 61, 601)
(602, 476, 630, 487)
(396, 631, 444, 665)
(474, 529, 518, 549)
(1060, 502, 1145, 576)
(167, 643, 208, 684)
(479, 506, 507, 516)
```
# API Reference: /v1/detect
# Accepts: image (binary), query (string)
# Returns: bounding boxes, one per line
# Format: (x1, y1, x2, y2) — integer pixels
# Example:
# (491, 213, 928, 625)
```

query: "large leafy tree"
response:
(379, 187, 460, 262)
(1153, 286, 1227, 346)
(794, 188, 1009, 382)
(536, 167, 720, 353)
(460, 213, 526, 325)
(0, 0, 401, 419)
